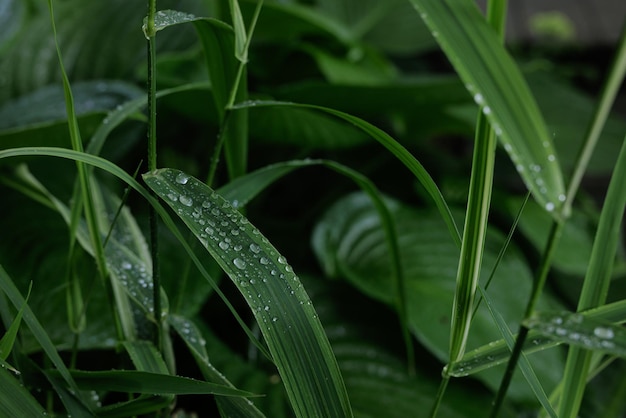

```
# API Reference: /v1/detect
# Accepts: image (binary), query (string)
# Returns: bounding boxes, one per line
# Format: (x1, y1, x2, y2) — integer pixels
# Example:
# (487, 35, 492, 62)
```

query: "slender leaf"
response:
(407, 0, 566, 217)
(143, 168, 353, 418)
(234, 100, 461, 248)
(0, 367, 46, 417)
(0, 282, 30, 362)
(66, 370, 254, 396)
(448, 299, 626, 376)
(524, 311, 626, 357)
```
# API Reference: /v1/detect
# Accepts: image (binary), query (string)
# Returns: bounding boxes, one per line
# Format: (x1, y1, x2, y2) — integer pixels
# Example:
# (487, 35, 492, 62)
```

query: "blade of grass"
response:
(233, 100, 461, 248)
(524, 310, 626, 357)
(448, 299, 626, 376)
(0, 367, 46, 416)
(0, 282, 31, 364)
(144, 168, 353, 418)
(408, 0, 566, 218)
(0, 265, 92, 412)
(558, 131, 626, 417)
(492, 24, 626, 414)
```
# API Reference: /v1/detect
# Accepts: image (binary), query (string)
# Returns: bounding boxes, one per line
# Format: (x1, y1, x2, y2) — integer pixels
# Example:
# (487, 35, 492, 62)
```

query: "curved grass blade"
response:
(218, 159, 412, 372)
(143, 168, 353, 418)
(524, 311, 626, 357)
(0, 282, 31, 365)
(66, 370, 254, 396)
(0, 367, 46, 417)
(0, 264, 92, 412)
(233, 100, 461, 248)
(407, 0, 566, 217)
(448, 299, 626, 376)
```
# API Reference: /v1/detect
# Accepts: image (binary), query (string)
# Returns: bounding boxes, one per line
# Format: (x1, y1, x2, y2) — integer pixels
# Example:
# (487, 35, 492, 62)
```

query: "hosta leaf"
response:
(0, 80, 143, 132)
(408, 0, 566, 217)
(312, 192, 564, 401)
(143, 168, 353, 418)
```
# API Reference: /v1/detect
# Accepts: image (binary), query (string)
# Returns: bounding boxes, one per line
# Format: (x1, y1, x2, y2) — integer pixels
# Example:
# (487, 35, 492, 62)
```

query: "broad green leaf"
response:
(143, 168, 353, 418)
(0, 81, 143, 133)
(312, 192, 564, 401)
(0, 367, 46, 417)
(407, 0, 566, 217)
(524, 311, 626, 357)
(0, 0, 25, 53)
(449, 299, 626, 376)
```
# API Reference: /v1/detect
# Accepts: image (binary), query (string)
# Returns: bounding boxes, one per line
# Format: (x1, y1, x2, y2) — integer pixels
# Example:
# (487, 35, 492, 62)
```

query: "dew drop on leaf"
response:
(233, 258, 246, 269)
(593, 327, 614, 339)
(179, 195, 193, 206)
(175, 172, 189, 185)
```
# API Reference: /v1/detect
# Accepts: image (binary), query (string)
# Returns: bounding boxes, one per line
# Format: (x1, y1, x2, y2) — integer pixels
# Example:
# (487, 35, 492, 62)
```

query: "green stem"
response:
(146, 0, 162, 351)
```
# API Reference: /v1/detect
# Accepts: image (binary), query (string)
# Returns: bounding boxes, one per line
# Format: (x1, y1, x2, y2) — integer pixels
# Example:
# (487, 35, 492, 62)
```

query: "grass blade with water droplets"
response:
(144, 168, 353, 418)
(524, 311, 626, 357)
(407, 0, 565, 217)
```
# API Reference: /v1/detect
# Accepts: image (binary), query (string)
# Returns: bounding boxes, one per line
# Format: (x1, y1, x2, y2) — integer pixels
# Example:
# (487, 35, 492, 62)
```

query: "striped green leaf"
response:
(407, 0, 566, 217)
(143, 168, 353, 418)
(0, 367, 46, 417)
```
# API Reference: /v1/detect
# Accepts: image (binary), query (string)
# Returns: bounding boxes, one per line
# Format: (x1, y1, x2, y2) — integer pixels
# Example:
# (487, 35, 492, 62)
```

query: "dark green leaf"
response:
(0, 367, 46, 417)
(144, 168, 353, 418)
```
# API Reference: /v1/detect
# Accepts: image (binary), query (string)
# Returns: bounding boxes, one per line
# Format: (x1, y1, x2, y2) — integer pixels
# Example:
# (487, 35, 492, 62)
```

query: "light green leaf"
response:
(448, 299, 626, 376)
(0, 282, 31, 362)
(143, 168, 353, 418)
(525, 311, 626, 357)
(408, 0, 566, 217)
(229, 0, 248, 62)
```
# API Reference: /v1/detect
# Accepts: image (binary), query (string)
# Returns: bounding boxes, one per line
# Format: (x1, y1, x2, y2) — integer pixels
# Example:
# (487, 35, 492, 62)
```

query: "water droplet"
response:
(219, 241, 230, 250)
(264, 306, 270, 311)
(121, 261, 132, 270)
(233, 258, 246, 269)
(249, 243, 261, 254)
(482, 106, 491, 115)
(593, 327, 614, 339)
(474, 93, 484, 105)
(175, 173, 190, 184)
(277, 256, 287, 264)
(231, 229, 239, 236)
(260, 257, 269, 265)
(558, 194, 566, 202)
(202, 200, 211, 209)
(205, 227, 214, 236)
(234, 245, 243, 251)
(545, 202, 555, 212)
(167, 193, 178, 201)
(272, 317, 278, 322)
(548, 154, 556, 162)
(179, 195, 193, 206)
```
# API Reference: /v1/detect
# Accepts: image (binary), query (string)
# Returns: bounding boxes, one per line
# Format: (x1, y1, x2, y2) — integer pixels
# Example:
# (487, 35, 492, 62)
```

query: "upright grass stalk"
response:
(490, 21, 626, 418)
(431, 2, 506, 417)
(144, 0, 163, 352)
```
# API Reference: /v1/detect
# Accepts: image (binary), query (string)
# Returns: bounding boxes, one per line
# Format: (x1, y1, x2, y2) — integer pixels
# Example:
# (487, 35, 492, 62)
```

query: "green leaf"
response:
(229, 0, 248, 62)
(407, 0, 566, 217)
(312, 192, 564, 401)
(524, 311, 626, 357)
(0, 282, 31, 362)
(0, 367, 46, 417)
(143, 168, 353, 418)
(234, 100, 461, 248)
(67, 370, 254, 396)
(448, 299, 626, 376)
(0, 0, 26, 53)
(0, 81, 143, 133)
